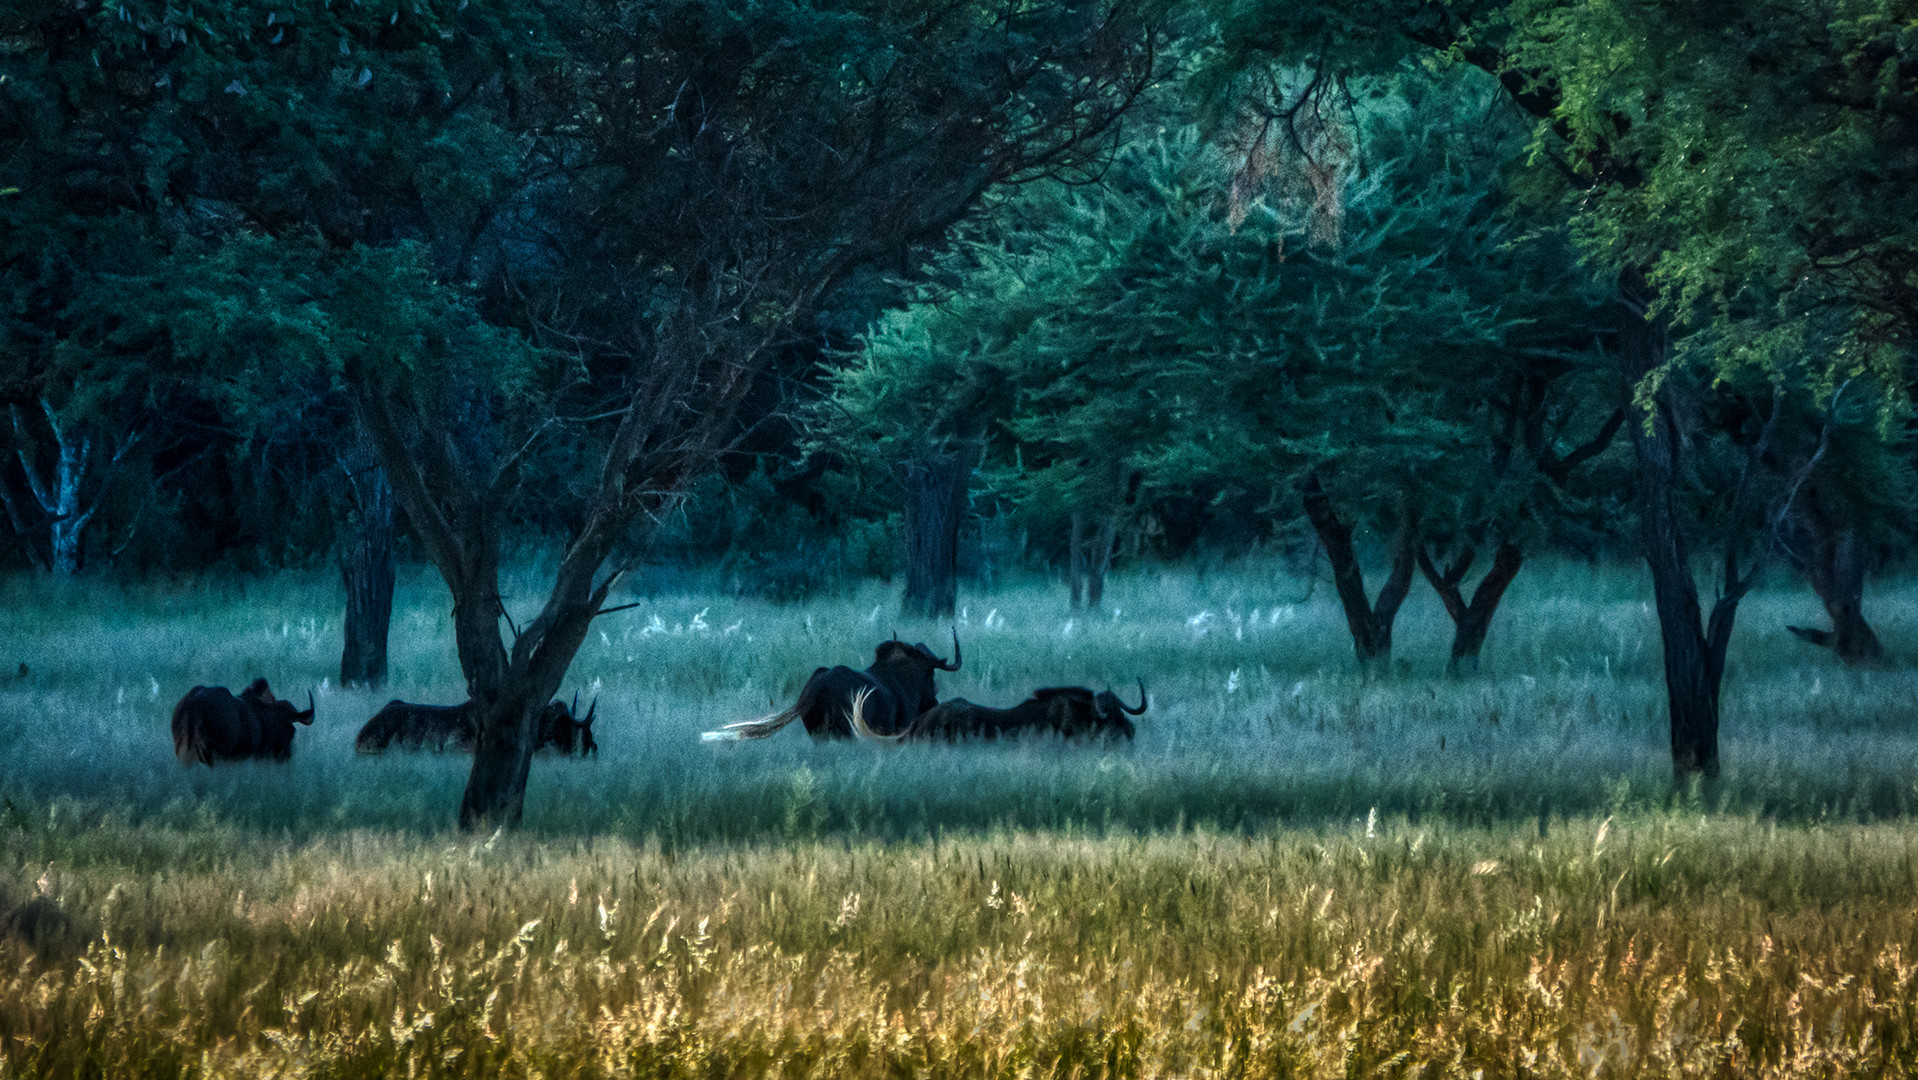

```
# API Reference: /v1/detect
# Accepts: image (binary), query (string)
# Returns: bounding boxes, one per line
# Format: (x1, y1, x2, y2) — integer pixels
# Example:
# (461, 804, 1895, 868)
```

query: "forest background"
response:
(4, 0, 1918, 1074)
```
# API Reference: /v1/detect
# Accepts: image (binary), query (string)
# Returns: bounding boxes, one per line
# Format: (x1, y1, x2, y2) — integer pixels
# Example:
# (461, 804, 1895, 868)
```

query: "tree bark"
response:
(1088, 514, 1116, 609)
(1065, 511, 1116, 611)
(1618, 273, 1722, 780)
(459, 691, 544, 829)
(1416, 541, 1524, 675)
(0, 477, 50, 573)
(339, 448, 396, 689)
(1068, 511, 1087, 611)
(901, 441, 979, 619)
(1301, 475, 1415, 672)
(1781, 498, 1882, 664)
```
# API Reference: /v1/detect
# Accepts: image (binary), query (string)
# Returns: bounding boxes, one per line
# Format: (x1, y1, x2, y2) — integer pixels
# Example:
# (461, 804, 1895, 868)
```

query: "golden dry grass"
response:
(6, 815, 1918, 1077)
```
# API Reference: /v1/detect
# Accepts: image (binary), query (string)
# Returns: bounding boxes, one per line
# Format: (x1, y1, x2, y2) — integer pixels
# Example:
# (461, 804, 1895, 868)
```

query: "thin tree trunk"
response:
(901, 441, 978, 619)
(0, 480, 50, 573)
(339, 450, 397, 689)
(45, 426, 88, 576)
(7, 400, 136, 577)
(1068, 512, 1087, 611)
(11, 403, 88, 576)
(1782, 499, 1882, 665)
(1088, 514, 1116, 609)
(1416, 541, 1524, 675)
(1619, 272, 1721, 780)
(1301, 475, 1415, 672)
(1816, 527, 1881, 663)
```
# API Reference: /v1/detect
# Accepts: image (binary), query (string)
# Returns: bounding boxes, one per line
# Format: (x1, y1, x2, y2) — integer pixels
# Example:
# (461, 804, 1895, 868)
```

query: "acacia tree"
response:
(351, 0, 1153, 827)
(832, 98, 1615, 664)
(1208, 0, 1915, 774)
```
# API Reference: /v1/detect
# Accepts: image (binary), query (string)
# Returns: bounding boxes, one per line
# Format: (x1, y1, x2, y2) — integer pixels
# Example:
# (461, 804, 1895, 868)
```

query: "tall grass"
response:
(1, 561, 1916, 842)
(4, 560, 1918, 1075)
(7, 819, 1918, 1076)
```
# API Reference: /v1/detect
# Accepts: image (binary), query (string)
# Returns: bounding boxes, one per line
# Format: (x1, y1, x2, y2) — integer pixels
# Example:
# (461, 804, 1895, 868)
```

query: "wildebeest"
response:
(853, 679, 1145, 743)
(172, 678, 315, 765)
(354, 694, 599, 755)
(702, 631, 961, 741)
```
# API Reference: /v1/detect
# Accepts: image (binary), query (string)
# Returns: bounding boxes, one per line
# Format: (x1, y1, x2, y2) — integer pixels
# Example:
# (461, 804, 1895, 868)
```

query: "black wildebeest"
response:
(703, 631, 961, 741)
(355, 694, 598, 755)
(853, 679, 1145, 742)
(172, 678, 315, 765)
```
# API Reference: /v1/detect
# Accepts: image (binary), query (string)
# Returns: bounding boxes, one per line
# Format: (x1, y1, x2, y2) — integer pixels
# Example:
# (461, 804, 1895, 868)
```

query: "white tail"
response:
(700, 703, 801, 742)
(848, 688, 906, 743)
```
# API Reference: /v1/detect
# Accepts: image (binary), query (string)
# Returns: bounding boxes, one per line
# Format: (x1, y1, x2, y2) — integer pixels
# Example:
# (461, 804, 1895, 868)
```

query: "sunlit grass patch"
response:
(5, 817, 1918, 1076)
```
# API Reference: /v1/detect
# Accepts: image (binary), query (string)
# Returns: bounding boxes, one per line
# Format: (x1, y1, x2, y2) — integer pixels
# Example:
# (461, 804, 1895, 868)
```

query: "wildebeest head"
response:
(239, 677, 317, 727)
(1034, 678, 1146, 740)
(538, 693, 598, 756)
(869, 629, 961, 717)
(173, 677, 315, 765)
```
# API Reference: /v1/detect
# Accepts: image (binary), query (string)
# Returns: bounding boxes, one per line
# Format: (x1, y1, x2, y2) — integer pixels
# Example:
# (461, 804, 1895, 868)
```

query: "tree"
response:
(2, 397, 140, 575)
(833, 91, 1619, 668)
(338, 430, 397, 689)
(1204, 0, 1915, 774)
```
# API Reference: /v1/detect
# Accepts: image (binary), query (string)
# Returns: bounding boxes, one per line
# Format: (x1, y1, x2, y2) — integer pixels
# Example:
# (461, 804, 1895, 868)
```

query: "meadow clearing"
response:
(3, 560, 1918, 1077)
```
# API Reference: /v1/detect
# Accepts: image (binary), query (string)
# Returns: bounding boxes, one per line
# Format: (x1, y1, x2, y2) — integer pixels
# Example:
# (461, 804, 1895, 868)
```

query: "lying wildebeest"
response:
(172, 678, 315, 765)
(853, 679, 1145, 743)
(355, 693, 598, 755)
(703, 631, 960, 741)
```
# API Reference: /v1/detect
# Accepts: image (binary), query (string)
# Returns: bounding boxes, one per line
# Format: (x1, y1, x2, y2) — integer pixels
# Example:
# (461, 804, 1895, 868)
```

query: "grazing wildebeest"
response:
(354, 694, 599, 756)
(854, 679, 1145, 743)
(172, 678, 315, 765)
(703, 631, 961, 741)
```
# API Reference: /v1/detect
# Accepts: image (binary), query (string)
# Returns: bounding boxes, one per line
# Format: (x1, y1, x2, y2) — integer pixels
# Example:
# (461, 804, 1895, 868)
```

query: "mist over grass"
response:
(3, 559, 1916, 848)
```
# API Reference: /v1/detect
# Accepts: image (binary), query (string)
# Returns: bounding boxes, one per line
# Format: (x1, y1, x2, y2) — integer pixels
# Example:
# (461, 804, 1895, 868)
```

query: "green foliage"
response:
(827, 68, 1622, 565)
(1489, 1, 1918, 402)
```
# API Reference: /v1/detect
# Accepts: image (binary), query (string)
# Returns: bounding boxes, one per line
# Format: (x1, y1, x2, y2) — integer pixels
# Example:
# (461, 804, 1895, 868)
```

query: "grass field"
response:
(3, 560, 1918, 1076)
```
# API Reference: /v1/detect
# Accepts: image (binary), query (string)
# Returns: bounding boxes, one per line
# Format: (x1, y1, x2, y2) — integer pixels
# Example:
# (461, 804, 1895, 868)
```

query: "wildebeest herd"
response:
(170, 631, 1143, 766)
(701, 631, 1145, 744)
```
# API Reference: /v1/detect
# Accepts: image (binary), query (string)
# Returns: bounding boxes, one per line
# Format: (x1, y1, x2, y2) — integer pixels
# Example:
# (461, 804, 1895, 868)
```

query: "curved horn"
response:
(571, 690, 580, 717)
(1120, 678, 1147, 715)
(296, 689, 316, 724)
(934, 627, 962, 671)
(584, 696, 598, 725)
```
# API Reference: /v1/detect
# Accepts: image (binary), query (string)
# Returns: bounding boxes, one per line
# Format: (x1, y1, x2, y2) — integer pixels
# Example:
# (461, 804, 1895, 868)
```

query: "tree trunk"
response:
(901, 441, 978, 619)
(1068, 511, 1087, 611)
(339, 454, 397, 689)
(0, 478, 50, 573)
(44, 426, 88, 576)
(7, 400, 137, 577)
(1301, 475, 1415, 672)
(1416, 541, 1524, 675)
(1619, 272, 1720, 780)
(459, 690, 544, 830)
(1065, 512, 1115, 611)
(11, 402, 90, 576)
(1781, 498, 1882, 665)
(1088, 514, 1116, 609)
